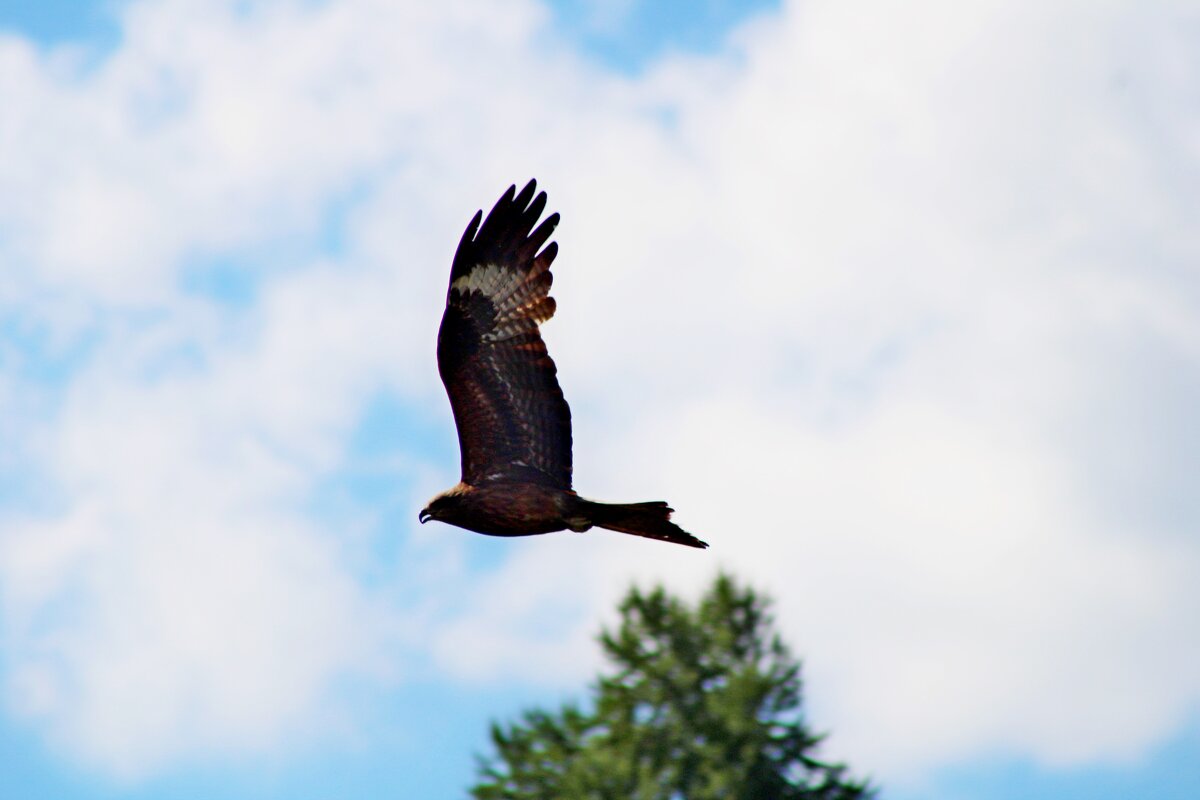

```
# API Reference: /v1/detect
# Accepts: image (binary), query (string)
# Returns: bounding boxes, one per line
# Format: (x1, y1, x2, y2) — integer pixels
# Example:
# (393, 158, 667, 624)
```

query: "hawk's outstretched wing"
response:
(436, 180, 572, 489)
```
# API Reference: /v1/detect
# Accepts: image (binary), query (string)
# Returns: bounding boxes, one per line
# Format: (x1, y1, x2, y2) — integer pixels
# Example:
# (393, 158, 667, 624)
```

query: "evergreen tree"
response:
(471, 573, 873, 800)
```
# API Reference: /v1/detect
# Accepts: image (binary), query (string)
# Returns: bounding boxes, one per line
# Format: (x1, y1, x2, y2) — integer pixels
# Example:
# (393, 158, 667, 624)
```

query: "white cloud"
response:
(0, 0, 1197, 789)
(2, 504, 376, 776)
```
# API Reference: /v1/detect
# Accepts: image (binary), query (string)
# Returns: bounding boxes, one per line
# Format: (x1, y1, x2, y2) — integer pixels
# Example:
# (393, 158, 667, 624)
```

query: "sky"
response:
(0, 0, 1198, 798)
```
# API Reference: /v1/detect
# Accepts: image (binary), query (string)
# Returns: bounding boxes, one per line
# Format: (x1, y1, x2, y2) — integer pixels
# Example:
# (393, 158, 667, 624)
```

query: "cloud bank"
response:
(0, 0, 1197, 787)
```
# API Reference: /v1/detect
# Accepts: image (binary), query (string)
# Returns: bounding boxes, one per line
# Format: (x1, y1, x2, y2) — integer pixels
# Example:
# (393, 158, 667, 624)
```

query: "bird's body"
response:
(424, 480, 576, 536)
(420, 180, 707, 549)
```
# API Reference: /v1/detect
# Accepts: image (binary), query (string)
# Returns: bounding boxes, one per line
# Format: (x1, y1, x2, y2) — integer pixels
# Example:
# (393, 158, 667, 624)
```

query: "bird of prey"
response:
(419, 180, 707, 549)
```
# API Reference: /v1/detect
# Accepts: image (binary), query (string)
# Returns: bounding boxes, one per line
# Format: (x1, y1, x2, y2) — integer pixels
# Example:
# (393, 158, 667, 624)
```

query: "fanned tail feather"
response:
(578, 500, 708, 549)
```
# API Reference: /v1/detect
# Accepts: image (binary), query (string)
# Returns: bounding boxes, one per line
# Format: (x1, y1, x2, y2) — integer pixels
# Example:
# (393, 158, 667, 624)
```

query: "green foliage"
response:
(471, 573, 874, 800)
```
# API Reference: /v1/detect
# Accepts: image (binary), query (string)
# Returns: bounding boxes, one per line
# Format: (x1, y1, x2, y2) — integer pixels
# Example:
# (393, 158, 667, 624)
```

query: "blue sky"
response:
(1, 1, 1198, 799)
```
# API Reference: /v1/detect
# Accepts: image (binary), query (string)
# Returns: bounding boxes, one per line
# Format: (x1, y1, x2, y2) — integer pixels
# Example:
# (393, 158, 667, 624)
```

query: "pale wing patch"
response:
(451, 263, 512, 296)
(452, 262, 555, 343)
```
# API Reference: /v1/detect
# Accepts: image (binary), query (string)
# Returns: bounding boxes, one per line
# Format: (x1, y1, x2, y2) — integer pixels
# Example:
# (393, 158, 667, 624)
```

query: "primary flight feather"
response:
(420, 180, 707, 549)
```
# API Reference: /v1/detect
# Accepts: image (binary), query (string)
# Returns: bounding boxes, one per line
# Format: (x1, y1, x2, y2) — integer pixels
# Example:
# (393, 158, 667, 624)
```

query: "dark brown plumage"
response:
(419, 180, 707, 549)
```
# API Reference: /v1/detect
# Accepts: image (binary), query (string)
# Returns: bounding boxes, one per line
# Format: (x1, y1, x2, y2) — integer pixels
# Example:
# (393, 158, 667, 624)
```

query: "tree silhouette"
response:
(471, 573, 874, 800)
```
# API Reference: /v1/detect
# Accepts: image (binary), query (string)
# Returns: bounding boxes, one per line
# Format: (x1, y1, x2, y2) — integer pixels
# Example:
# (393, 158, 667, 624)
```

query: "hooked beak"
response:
(419, 509, 431, 524)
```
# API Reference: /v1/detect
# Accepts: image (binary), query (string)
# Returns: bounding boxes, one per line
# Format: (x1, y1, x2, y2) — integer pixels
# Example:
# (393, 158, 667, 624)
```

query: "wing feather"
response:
(437, 180, 572, 489)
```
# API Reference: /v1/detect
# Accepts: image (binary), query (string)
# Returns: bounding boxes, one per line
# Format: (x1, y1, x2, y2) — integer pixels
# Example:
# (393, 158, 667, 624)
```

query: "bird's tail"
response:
(576, 499, 708, 549)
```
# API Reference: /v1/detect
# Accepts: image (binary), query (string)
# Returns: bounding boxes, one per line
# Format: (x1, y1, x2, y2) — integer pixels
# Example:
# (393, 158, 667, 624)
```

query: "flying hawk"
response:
(419, 180, 707, 549)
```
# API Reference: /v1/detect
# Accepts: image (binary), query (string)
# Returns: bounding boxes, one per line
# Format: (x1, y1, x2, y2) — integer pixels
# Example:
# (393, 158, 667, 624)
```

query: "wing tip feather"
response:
(450, 180, 560, 286)
(514, 179, 537, 209)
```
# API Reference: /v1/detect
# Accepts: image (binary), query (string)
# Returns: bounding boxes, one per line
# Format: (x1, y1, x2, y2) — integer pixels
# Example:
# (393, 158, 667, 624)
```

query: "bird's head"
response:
(419, 484, 468, 525)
